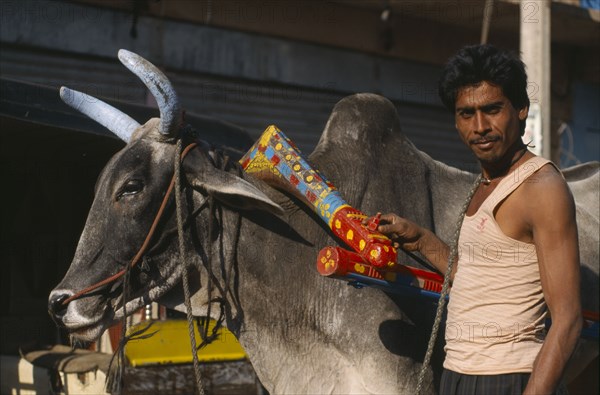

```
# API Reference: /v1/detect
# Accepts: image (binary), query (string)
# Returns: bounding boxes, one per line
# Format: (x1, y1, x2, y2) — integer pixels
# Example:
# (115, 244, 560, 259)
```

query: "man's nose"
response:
(474, 112, 490, 134)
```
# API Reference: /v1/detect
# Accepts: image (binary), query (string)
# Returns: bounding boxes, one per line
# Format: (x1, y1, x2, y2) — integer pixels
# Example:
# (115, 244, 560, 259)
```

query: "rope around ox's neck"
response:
(173, 139, 242, 395)
(415, 174, 482, 394)
(174, 138, 206, 395)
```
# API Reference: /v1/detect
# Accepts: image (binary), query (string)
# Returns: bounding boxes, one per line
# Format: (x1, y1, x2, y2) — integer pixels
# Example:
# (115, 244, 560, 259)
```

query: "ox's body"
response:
(171, 95, 462, 393)
(49, 51, 599, 395)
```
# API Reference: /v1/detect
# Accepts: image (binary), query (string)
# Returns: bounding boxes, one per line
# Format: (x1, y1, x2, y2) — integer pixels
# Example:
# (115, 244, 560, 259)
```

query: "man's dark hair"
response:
(438, 44, 530, 133)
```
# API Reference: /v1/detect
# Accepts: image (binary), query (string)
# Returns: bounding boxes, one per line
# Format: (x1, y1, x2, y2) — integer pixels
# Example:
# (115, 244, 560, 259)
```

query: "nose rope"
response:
(61, 142, 198, 306)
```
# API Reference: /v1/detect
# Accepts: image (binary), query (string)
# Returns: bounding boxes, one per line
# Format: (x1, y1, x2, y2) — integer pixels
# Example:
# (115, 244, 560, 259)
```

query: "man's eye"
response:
(117, 180, 144, 200)
(459, 111, 473, 119)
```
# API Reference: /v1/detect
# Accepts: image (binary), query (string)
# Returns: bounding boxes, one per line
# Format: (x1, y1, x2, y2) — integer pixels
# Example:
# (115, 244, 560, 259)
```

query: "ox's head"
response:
(48, 50, 282, 341)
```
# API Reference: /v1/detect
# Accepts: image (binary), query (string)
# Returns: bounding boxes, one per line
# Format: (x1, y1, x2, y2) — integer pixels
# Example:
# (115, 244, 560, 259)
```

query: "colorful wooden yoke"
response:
(317, 246, 444, 295)
(240, 125, 396, 269)
(240, 125, 443, 298)
(240, 126, 599, 341)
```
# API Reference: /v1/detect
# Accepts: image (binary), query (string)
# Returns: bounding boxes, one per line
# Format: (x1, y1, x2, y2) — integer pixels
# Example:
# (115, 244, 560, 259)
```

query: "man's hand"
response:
(370, 213, 424, 252)
(364, 213, 452, 275)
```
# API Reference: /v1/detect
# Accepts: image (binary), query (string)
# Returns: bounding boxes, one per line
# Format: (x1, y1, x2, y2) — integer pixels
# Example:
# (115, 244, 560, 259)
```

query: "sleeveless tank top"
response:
(444, 156, 556, 374)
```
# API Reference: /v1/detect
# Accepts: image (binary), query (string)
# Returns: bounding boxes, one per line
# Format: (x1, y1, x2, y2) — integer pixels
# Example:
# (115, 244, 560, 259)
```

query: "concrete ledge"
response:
(0, 354, 109, 395)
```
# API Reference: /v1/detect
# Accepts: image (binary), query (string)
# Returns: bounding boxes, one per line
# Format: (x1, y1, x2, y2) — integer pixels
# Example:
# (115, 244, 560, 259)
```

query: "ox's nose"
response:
(48, 292, 71, 325)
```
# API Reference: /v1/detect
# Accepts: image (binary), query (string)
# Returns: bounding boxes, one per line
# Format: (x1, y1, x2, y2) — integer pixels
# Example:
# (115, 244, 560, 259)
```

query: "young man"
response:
(375, 45, 582, 394)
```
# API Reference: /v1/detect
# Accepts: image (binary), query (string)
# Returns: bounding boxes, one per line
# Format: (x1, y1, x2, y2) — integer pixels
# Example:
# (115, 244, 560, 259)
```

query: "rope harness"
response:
(61, 140, 233, 395)
(415, 175, 482, 394)
(61, 142, 199, 306)
(174, 139, 206, 395)
(173, 138, 244, 395)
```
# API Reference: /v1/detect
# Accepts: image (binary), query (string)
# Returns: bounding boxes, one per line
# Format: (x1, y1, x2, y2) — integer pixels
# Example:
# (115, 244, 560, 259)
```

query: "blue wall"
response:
(561, 82, 600, 166)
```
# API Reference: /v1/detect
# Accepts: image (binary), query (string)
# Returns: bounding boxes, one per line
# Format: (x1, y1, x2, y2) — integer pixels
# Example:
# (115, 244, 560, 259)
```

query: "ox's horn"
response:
(60, 87, 141, 143)
(117, 49, 181, 137)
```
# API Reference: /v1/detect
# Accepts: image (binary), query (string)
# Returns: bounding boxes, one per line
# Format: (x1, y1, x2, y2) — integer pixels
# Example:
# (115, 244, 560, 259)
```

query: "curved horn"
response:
(117, 49, 181, 137)
(60, 87, 141, 143)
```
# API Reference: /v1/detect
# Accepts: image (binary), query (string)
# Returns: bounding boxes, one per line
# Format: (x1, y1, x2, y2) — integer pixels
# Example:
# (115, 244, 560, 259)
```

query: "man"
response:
(374, 45, 582, 394)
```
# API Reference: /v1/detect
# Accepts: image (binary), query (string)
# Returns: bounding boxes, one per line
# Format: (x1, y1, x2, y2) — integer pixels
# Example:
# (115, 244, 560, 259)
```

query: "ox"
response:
(49, 50, 599, 394)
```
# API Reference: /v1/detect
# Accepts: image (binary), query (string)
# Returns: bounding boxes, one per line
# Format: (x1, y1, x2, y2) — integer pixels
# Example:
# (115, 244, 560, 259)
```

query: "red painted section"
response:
(316, 246, 444, 293)
(330, 207, 396, 268)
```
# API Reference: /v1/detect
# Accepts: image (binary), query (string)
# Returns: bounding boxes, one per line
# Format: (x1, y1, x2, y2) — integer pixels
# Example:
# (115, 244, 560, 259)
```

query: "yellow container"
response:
(124, 319, 246, 367)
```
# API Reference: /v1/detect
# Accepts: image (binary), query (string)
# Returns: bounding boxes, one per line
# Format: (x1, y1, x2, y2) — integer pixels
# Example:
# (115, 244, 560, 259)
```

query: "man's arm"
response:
(523, 168, 583, 395)
(373, 214, 456, 278)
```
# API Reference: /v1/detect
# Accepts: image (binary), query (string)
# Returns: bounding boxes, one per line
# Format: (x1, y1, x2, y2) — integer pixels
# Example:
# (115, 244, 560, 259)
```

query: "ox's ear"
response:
(185, 153, 284, 216)
(191, 172, 285, 216)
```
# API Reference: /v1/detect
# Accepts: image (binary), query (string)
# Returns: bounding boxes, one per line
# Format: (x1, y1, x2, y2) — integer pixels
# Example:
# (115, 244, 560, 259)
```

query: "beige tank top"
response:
(444, 156, 555, 374)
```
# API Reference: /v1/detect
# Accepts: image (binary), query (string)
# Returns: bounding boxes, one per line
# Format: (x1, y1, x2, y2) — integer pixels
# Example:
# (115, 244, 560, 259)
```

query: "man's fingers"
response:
(378, 223, 404, 236)
(378, 213, 398, 224)
(365, 213, 413, 240)
(377, 224, 393, 234)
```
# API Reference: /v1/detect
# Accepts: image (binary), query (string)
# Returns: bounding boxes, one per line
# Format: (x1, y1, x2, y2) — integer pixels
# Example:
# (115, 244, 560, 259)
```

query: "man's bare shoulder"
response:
(521, 162, 576, 222)
(523, 162, 568, 193)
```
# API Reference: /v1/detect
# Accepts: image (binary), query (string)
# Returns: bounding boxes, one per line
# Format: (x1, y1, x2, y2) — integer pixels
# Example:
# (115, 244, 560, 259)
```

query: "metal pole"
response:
(520, 0, 551, 159)
(481, 0, 495, 44)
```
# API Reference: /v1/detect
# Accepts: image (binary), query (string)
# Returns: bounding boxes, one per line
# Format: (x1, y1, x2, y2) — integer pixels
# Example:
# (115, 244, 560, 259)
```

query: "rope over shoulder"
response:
(415, 174, 482, 394)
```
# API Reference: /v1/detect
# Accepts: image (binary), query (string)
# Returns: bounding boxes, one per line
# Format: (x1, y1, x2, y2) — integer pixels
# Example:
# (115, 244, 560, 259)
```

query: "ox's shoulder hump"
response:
(311, 93, 405, 157)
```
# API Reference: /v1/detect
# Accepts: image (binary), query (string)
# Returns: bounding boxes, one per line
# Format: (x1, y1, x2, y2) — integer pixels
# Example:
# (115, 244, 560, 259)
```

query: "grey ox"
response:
(48, 50, 599, 394)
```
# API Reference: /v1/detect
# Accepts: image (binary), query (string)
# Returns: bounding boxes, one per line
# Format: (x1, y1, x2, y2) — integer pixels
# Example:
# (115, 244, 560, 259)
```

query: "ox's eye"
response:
(117, 179, 144, 200)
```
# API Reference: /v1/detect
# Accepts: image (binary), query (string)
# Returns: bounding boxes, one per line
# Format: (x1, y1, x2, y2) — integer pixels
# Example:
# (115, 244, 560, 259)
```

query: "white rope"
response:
(416, 175, 482, 394)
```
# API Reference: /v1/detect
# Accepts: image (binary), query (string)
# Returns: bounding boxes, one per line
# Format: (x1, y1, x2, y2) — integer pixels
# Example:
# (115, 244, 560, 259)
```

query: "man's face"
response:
(454, 81, 528, 164)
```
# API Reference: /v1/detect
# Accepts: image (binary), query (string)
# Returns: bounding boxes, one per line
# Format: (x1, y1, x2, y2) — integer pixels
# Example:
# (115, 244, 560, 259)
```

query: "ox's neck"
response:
(227, 177, 432, 393)
(163, 158, 439, 393)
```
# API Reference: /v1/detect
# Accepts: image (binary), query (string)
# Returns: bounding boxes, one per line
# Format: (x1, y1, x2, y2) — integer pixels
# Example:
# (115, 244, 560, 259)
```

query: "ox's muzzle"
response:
(48, 290, 74, 326)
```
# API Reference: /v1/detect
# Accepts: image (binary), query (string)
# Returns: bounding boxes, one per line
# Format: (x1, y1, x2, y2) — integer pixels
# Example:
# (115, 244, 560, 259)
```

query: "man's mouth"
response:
(471, 136, 500, 150)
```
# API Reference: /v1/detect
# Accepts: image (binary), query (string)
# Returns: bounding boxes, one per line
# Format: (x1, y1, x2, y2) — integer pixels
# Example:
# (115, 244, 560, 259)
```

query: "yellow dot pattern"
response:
(354, 263, 365, 273)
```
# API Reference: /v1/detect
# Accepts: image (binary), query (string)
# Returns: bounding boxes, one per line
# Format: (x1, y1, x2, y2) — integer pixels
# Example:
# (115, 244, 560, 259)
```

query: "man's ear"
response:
(518, 106, 529, 121)
(183, 149, 284, 216)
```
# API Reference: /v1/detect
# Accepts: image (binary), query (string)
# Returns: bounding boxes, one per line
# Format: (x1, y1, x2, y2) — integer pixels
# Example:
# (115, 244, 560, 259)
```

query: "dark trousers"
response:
(440, 368, 531, 395)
